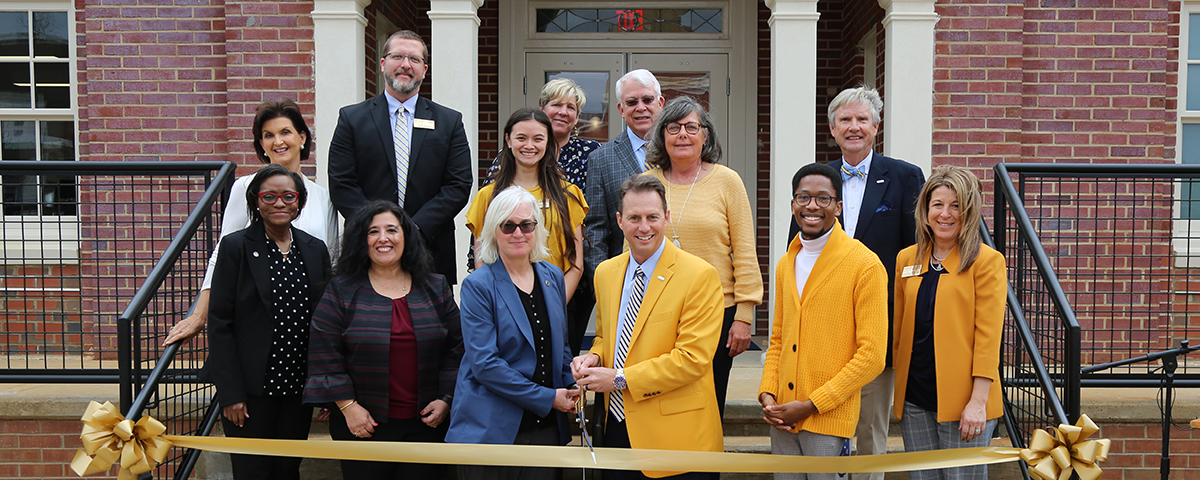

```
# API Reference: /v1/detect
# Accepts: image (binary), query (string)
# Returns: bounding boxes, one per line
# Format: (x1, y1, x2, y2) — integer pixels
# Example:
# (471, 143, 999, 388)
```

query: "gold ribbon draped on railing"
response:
(70, 401, 1110, 479)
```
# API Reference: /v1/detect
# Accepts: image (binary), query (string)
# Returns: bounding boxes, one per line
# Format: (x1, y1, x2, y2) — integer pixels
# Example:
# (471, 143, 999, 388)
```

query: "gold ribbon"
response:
(71, 401, 173, 480)
(1012, 414, 1111, 480)
(71, 405, 1110, 477)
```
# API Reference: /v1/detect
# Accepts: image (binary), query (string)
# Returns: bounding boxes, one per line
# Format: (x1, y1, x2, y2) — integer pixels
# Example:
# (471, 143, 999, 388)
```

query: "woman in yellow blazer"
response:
(892, 165, 1006, 480)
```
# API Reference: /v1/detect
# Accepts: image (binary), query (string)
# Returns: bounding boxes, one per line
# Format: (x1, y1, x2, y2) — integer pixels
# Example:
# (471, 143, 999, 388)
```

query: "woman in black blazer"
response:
(201, 164, 331, 480)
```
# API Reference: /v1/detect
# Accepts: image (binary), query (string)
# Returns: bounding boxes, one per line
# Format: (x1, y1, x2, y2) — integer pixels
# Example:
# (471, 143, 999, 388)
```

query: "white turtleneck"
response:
(794, 226, 834, 301)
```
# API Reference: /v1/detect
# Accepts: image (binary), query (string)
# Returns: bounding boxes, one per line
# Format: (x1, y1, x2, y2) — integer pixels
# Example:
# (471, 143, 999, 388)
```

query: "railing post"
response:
(118, 316, 133, 413)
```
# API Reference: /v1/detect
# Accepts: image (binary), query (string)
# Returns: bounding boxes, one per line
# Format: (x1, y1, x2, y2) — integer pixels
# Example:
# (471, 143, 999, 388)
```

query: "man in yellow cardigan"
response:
(574, 175, 724, 480)
(759, 163, 888, 480)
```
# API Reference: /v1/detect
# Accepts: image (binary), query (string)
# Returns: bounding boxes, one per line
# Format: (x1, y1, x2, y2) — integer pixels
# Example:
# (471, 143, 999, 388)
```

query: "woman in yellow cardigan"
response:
(892, 166, 1007, 480)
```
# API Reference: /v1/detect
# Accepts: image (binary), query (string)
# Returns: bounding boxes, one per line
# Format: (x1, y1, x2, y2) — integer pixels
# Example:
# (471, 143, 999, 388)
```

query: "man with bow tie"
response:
(789, 86, 925, 476)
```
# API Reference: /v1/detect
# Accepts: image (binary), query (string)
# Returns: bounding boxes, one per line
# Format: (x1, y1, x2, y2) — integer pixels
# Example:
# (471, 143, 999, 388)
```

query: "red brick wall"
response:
(0, 419, 116, 480)
(1102, 421, 1200, 480)
(755, 3, 772, 334)
(478, 3, 501, 174)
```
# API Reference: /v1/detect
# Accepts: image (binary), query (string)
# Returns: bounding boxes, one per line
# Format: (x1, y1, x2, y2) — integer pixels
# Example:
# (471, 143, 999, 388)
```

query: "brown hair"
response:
(251, 98, 312, 163)
(915, 165, 984, 271)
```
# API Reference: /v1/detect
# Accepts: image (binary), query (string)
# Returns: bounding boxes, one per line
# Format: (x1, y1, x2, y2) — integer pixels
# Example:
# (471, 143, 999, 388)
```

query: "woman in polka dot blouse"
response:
(200, 164, 332, 480)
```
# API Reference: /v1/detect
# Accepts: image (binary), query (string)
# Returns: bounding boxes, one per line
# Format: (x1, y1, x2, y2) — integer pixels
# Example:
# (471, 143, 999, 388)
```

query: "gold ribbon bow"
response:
(1018, 414, 1111, 480)
(71, 401, 174, 480)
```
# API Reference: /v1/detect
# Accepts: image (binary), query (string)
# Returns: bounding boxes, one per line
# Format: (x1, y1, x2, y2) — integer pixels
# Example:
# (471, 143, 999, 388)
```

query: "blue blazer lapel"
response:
(490, 263, 535, 348)
(857, 155, 889, 239)
(534, 262, 569, 385)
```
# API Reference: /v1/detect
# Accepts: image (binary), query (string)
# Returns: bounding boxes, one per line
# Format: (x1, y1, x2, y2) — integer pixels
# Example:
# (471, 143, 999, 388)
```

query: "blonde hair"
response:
(915, 165, 984, 271)
(539, 78, 587, 111)
(477, 186, 550, 265)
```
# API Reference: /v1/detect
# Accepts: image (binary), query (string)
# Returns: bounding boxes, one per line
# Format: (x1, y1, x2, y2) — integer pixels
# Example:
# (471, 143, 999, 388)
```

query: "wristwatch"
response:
(614, 368, 626, 390)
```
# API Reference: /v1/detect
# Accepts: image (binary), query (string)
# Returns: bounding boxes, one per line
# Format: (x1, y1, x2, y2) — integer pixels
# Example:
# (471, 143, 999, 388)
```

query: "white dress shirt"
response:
(841, 151, 875, 238)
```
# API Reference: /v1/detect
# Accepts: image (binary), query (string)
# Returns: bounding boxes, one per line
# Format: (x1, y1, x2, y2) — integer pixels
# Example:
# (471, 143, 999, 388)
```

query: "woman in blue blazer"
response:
(447, 186, 579, 480)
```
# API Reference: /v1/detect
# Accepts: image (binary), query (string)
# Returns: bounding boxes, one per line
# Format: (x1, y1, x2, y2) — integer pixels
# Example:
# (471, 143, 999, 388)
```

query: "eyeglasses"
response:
(793, 193, 835, 207)
(499, 220, 538, 234)
(666, 122, 703, 135)
(258, 191, 300, 204)
(384, 52, 425, 66)
(623, 95, 657, 108)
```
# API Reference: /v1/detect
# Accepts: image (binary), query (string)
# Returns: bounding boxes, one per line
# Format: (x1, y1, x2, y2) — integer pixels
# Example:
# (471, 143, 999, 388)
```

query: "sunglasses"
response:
(500, 220, 538, 234)
(258, 191, 300, 204)
(623, 95, 658, 108)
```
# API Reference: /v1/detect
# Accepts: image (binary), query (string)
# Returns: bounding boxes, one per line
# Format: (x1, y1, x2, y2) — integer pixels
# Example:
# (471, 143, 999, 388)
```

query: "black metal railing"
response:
(994, 163, 1200, 388)
(0, 160, 234, 479)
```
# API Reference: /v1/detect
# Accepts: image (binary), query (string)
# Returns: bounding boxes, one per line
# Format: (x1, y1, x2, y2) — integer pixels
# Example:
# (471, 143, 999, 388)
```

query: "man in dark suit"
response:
(327, 30, 472, 283)
(583, 69, 665, 276)
(788, 87, 924, 479)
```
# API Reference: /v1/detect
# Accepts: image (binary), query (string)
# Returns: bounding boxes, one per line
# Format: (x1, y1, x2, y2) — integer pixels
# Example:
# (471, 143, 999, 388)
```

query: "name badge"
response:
(413, 119, 436, 130)
(901, 265, 922, 278)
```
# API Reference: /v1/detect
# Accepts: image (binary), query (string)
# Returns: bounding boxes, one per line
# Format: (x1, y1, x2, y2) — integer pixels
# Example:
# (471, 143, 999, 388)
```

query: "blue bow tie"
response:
(841, 164, 867, 181)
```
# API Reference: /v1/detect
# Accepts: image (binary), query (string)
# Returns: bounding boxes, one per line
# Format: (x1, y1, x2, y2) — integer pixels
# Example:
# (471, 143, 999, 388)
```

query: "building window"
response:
(0, 7, 76, 217)
(535, 8, 722, 34)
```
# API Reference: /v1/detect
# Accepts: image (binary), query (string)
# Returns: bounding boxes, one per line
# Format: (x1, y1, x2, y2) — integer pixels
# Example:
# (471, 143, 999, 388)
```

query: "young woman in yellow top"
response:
(466, 107, 587, 303)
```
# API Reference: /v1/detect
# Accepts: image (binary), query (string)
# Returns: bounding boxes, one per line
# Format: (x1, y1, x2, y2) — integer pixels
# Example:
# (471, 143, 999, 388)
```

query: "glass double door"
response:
(525, 53, 729, 145)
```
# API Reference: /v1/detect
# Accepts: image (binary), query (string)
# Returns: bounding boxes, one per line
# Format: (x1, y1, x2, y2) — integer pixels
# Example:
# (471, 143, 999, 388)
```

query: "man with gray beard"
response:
(328, 30, 472, 284)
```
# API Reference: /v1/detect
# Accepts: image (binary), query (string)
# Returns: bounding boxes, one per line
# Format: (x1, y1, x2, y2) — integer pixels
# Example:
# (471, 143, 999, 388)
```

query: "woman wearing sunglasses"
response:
(200, 164, 332, 480)
(447, 186, 579, 480)
(165, 98, 339, 345)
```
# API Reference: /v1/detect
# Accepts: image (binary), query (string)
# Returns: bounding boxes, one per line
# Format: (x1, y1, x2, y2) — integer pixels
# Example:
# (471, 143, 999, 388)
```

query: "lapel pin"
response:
(253, 251, 260, 257)
(657, 275, 665, 281)
(876, 179, 885, 184)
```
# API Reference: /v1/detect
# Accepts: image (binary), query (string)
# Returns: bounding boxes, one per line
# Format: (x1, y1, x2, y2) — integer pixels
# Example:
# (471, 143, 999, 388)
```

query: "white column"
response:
(312, 0, 371, 188)
(427, 0, 482, 286)
(879, 0, 938, 176)
(765, 0, 820, 331)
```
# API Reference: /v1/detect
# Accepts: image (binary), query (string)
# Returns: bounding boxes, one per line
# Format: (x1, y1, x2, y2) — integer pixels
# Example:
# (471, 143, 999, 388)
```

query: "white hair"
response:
(477, 186, 550, 265)
(827, 86, 883, 125)
(615, 69, 661, 100)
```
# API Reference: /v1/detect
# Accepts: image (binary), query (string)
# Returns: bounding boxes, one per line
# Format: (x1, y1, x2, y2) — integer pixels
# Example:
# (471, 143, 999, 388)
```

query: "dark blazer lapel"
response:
(491, 264, 535, 348)
(409, 96, 432, 168)
(857, 154, 889, 239)
(631, 242, 675, 343)
(371, 94, 394, 173)
(242, 222, 276, 312)
(830, 158, 847, 227)
(292, 228, 327, 309)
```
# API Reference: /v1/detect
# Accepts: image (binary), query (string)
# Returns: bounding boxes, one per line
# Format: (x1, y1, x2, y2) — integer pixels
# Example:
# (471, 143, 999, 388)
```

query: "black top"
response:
(905, 257, 946, 413)
(262, 232, 312, 397)
(517, 271, 555, 432)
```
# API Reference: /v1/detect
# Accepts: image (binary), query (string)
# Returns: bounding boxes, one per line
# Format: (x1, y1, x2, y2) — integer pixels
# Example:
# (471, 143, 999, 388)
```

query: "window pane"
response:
(33, 62, 68, 108)
(42, 174, 75, 215)
(656, 72, 712, 111)
(536, 9, 722, 33)
(0, 61, 30, 107)
(32, 11, 68, 59)
(1191, 14, 1200, 60)
(0, 11, 29, 58)
(40, 120, 73, 160)
(1, 120, 36, 160)
(3, 174, 38, 215)
(1182, 124, 1200, 219)
(1189, 65, 1200, 111)
(545, 71, 610, 142)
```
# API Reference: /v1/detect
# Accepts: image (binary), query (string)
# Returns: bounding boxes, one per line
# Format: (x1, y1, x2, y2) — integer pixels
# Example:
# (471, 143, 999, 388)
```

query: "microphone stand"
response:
(1081, 340, 1200, 480)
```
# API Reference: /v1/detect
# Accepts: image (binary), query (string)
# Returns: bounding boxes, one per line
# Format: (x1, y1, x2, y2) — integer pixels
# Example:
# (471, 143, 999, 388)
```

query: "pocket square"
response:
(876, 200, 893, 213)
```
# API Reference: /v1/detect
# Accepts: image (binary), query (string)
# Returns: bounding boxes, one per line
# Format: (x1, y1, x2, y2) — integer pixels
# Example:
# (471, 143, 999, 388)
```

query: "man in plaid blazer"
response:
(583, 69, 665, 279)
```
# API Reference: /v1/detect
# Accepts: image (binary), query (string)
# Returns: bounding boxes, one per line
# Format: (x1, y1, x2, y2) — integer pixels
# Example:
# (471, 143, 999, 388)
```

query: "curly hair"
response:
(335, 200, 435, 286)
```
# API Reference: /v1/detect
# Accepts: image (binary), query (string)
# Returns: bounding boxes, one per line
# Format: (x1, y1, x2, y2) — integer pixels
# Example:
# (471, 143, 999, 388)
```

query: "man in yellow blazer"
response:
(759, 163, 888, 480)
(573, 175, 725, 480)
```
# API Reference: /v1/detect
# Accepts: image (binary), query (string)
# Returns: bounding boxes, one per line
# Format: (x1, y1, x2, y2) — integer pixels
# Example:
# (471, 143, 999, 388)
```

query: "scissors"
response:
(575, 386, 597, 465)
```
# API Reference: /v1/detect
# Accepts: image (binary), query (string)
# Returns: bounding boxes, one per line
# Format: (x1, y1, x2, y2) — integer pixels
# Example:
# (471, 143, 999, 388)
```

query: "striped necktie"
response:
(611, 267, 647, 422)
(394, 105, 411, 207)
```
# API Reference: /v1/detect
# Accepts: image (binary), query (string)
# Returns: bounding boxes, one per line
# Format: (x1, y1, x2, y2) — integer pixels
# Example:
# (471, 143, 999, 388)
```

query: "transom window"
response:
(535, 8, 722, 34)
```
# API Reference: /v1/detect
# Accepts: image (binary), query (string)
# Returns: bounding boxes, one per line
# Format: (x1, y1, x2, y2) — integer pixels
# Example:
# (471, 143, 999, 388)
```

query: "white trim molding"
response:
(879, 0, 937, 177)
(312, 0, 371, 189)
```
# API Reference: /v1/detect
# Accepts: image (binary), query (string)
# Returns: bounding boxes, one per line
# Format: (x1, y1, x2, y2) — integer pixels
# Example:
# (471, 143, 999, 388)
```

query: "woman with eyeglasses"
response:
(465, 108, 588, 314)
(643, 96, 763, 418)
(200, 164, 332, 480)
(304, 200, 463, 479)
(448, 186, 579, 480)
(165, 98, 339, 346)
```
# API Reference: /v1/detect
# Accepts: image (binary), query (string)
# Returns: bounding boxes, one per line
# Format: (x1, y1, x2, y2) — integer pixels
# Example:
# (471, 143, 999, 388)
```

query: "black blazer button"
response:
(792, 344, 797, 352)
(788, 382, 794, 390)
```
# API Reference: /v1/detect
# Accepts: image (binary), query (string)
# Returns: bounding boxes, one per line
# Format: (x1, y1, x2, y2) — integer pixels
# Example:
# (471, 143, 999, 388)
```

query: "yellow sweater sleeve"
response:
(464, 184, 495, 238)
